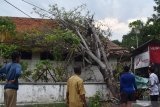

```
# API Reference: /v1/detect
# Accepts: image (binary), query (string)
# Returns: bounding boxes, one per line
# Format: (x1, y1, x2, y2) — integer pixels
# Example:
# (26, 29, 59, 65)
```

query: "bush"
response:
(88, 91, 102, 107)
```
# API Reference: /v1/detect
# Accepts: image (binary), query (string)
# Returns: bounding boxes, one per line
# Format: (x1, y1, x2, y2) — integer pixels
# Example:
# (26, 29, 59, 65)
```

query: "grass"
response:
(0, 103, 66, 107)
(24, 103, 66, 107)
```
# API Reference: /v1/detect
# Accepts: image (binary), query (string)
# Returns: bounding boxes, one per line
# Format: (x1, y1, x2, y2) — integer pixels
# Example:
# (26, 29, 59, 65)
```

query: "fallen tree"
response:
(24, 1, 119, 98)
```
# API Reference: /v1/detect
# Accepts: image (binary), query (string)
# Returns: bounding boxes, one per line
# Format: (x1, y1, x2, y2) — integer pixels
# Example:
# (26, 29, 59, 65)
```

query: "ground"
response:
(1, 101, 159, 107)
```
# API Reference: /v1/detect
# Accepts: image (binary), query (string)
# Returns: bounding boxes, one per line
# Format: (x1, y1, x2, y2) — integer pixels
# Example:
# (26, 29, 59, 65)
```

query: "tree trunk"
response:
(100, 68, 119, 98)
(77, 29, 118, 98)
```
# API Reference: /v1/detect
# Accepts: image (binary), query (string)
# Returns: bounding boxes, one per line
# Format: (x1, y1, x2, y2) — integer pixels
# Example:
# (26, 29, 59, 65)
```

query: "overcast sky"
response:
(0, 0, 155, 41)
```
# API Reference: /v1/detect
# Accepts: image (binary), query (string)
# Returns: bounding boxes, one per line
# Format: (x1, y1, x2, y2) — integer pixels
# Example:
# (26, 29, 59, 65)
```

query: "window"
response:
(74, 55, 83, 62)
(21, 51, 32, 59)
(40, 51, 54, 60)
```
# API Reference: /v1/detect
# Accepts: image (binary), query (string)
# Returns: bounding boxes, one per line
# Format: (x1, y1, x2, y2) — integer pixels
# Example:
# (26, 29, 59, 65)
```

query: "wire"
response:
(22, 0, 55, 19)
(3, 0, 32, 18)
(22, 0, 50, 13)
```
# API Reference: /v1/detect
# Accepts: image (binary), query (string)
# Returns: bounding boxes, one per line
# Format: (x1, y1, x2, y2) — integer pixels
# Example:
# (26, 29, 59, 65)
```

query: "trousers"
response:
(4, 89, 17, 107)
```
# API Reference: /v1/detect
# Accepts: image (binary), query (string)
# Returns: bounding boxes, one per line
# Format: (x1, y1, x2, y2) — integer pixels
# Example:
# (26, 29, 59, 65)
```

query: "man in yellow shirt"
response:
(66, 67, 87, 107)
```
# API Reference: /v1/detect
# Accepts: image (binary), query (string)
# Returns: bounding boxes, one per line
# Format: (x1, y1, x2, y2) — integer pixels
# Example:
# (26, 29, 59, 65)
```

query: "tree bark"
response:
(77, 29, 118, 97)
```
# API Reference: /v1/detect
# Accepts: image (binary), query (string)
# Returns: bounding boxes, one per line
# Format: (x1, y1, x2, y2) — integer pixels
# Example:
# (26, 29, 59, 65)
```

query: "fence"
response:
(0, 82, 108, 105)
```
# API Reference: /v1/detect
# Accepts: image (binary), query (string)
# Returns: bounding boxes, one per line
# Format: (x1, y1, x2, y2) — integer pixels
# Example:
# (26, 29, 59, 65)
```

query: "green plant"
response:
(0, 44, 18, 59)
(20, 61, 28, 71)
(0, 17, 16, 36)
(30, 60, 68, 82)
(88, 91, 102, 107)
(31, 60, 52, 82)
(53, 65, 68, 81)
(20, 61, 32, 80)
(45, 28, 80, 61)
(114, 63, 123, 81)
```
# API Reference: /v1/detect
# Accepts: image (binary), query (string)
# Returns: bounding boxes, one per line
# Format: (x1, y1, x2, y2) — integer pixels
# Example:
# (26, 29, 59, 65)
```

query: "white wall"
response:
(108, 57, 118, 71)
(0, 83, 108, 104)
(22, 59, 105, 82)
(21, 53, 119, 82)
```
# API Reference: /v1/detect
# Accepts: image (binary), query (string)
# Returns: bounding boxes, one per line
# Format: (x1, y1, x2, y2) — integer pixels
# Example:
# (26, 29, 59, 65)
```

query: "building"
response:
(132, 39, 160, 78)
(0, 16, 129, 82)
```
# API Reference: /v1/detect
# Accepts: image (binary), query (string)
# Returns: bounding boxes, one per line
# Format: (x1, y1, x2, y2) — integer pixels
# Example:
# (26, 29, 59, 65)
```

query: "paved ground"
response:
(132, 101, 151, 107)
(0, 101, 159, 107)
(101, 100, 153, 107)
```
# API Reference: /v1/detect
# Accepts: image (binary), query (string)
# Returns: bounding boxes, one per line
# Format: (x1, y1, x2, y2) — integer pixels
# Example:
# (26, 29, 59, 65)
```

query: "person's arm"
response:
(15, 64, 22, 79)
(10, 64, 22, 83)
(66, 81, 69, 106)
(148, 76, 154, 94)
(149, 76, 154, 88)
(78, 80, 87, 107)
(66, 92, 69, 105)
(80, 94, 87, 107)
(134, 76, 137, 91)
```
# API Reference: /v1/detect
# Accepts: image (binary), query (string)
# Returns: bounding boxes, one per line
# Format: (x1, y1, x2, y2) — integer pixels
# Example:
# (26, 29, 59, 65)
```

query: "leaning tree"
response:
(32, 4, 118, 97)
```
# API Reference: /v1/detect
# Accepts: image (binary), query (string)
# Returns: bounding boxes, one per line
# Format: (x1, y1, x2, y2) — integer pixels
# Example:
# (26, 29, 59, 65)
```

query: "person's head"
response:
(74, 66, 81, 75)
(11, 51, 21, 63)
(123, 66, 130, 72)
(148, 66, 154, 74)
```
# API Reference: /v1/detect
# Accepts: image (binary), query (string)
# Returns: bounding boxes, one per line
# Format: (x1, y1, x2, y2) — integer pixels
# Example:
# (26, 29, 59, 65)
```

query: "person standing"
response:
(66, 67, 87, 107)
(0, 51, 22, 107)
(148, 66, 159, 107)
(120, 66, 137, 107)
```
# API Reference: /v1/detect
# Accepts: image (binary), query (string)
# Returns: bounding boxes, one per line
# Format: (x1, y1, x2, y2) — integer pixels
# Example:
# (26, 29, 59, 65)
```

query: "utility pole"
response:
(134, 28, 140, 48)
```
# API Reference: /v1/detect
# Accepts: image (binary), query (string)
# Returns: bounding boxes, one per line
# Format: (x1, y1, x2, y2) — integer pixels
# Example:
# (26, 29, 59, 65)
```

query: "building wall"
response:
(108, 57, 118, 71)
(21, 53, 118, 82)
(0, 83, 108, 104)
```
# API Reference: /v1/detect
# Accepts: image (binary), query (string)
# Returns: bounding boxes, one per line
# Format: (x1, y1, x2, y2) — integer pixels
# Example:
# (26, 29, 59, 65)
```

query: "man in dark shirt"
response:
(0, 51, 21, 107)
(120, 66, 137, 107)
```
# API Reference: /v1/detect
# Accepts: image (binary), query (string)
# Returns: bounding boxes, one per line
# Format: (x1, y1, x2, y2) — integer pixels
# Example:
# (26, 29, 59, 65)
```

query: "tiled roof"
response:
(10, 17, 57, 32)
(2, 17, 129, 56)
(103, 38, 129, 56)
(105, 38, 124, 50)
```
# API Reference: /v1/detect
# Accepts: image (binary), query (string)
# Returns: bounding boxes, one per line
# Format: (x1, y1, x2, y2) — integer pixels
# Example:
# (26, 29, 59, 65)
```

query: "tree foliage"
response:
(33, 3, 119, 98)
(31, 60, 67, 82)
(122, 20, 145, 49)
(112, 40, 121, 46)
(121, 0, 160, 49)
(0, 17, 16, 36)
(0, 17, 18, 62)
(0, 13, 80, 83)
(20, 28, 80, 61)
(45, 28, 80, 60)
(0, 44, 18, 59)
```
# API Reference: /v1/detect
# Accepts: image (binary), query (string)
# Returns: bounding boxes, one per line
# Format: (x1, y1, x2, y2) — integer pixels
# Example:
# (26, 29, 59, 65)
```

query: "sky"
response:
(0, 0, 155, 41)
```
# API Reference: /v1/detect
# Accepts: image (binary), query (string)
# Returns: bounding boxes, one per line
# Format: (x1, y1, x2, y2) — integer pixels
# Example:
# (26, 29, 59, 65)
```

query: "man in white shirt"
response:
(148, 66, 159, 107)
